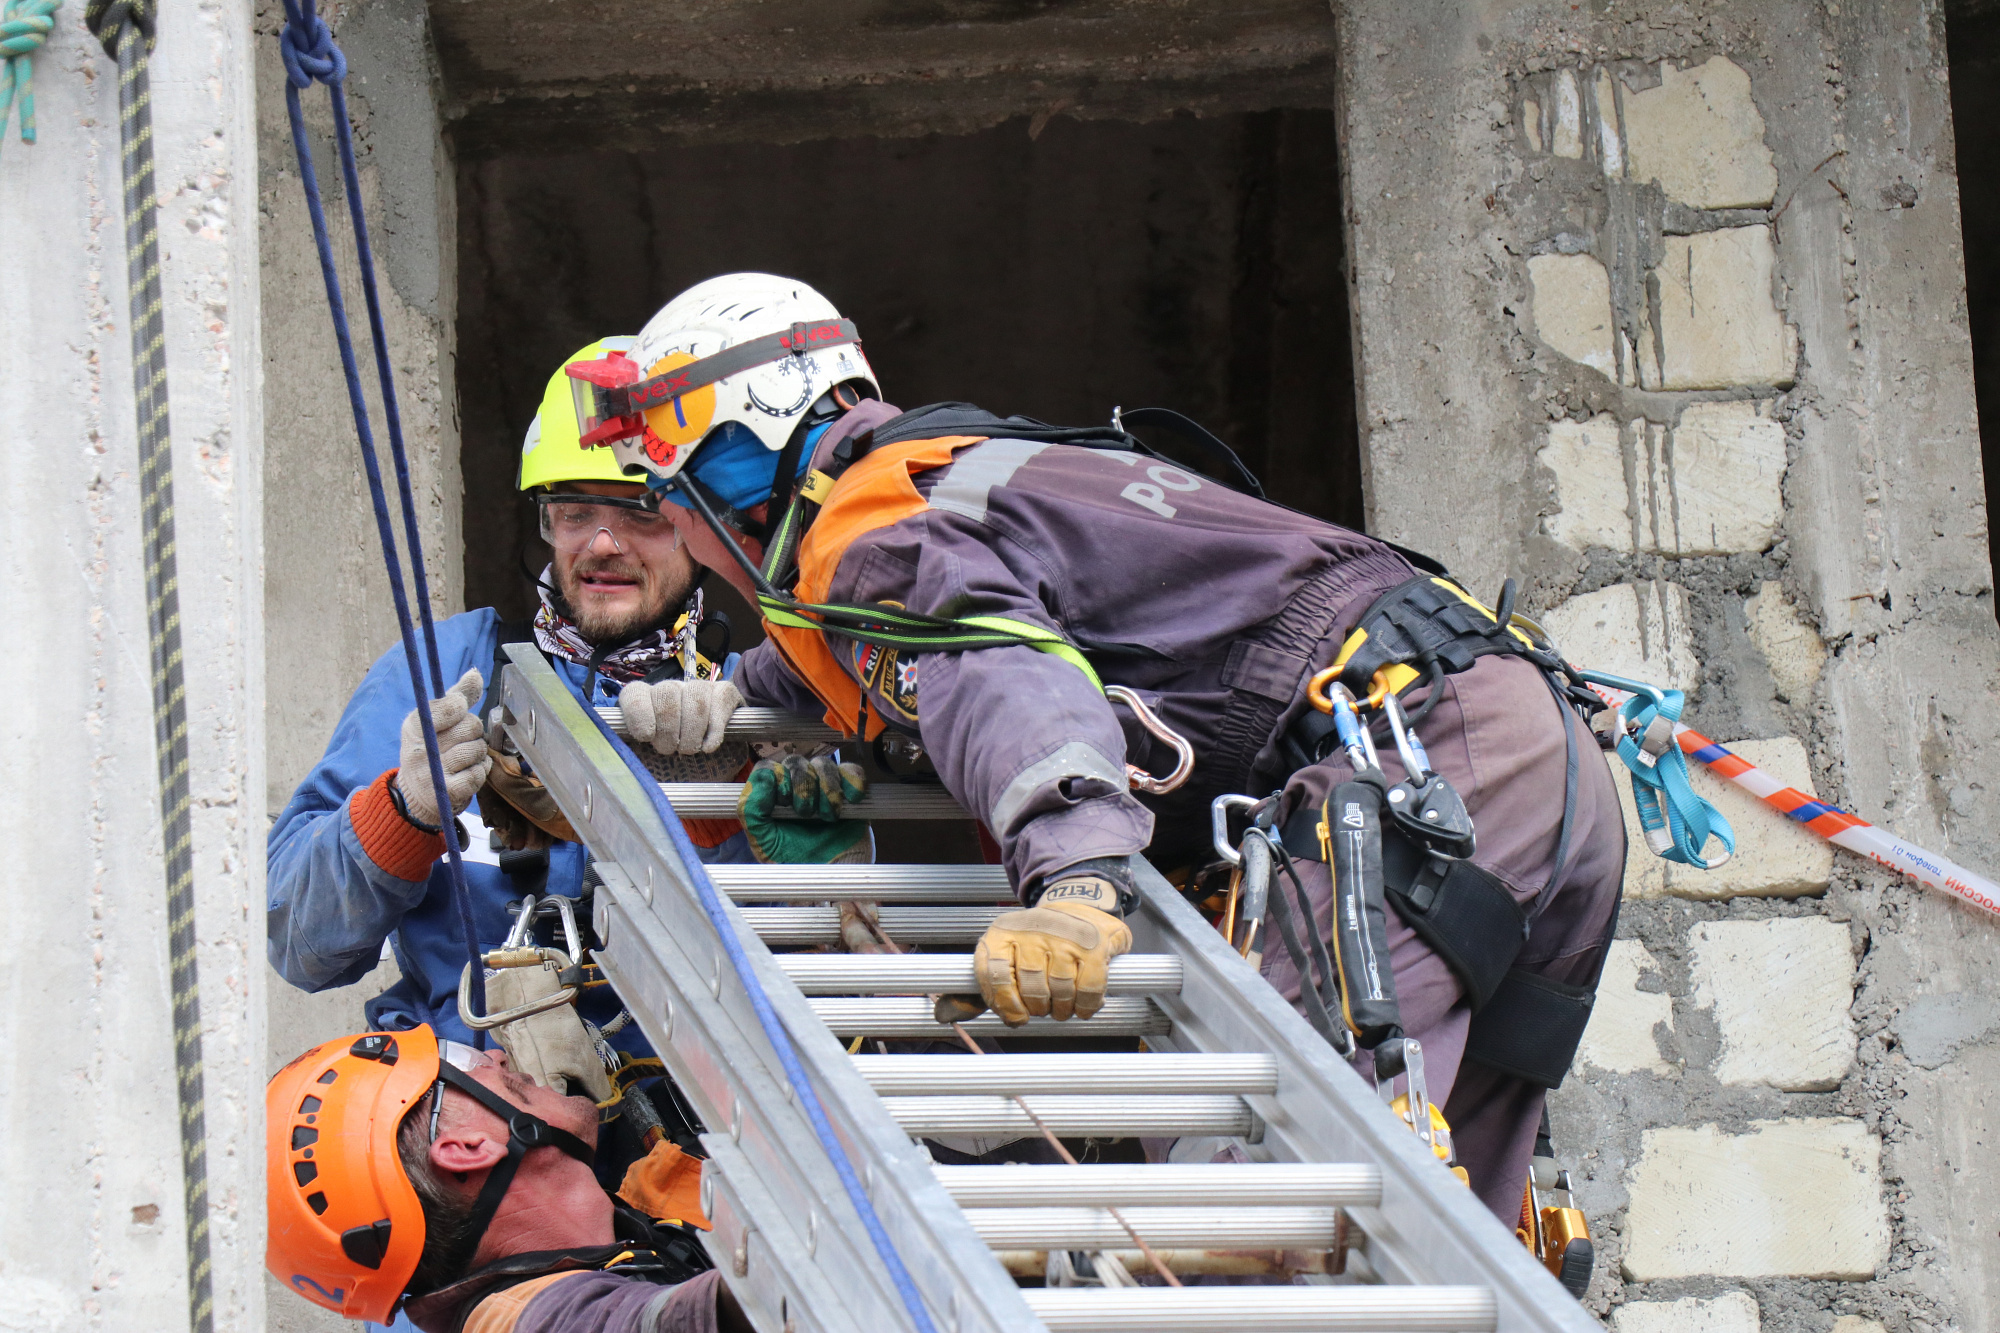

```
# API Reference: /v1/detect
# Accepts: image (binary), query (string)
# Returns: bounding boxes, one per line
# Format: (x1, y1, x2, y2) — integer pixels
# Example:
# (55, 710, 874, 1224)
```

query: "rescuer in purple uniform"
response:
(562, 273, 1626, 1232)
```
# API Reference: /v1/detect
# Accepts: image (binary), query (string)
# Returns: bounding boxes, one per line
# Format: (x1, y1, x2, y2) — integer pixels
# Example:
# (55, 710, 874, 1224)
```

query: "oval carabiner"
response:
(1107, 685, 1195, 794)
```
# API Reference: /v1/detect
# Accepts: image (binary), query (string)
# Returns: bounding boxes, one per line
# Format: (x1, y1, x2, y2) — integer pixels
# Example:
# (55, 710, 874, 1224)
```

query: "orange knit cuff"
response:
(351, 769, 447, 882)
(685, 755, 755, 848)
(683, 816, 745, 849)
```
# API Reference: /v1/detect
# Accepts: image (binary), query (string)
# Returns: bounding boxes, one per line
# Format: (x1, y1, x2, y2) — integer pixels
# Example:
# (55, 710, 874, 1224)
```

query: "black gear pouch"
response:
(1321, 781, 1401, 1048)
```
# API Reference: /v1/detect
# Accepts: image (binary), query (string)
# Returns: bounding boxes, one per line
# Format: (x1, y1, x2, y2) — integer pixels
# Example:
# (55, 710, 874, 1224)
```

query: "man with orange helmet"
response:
(268, 1025, 748, 1332)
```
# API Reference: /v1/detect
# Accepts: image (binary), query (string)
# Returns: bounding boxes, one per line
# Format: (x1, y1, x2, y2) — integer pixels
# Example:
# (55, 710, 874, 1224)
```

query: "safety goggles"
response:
(533, 493, 683, 556)
(563, 320, 862, 447)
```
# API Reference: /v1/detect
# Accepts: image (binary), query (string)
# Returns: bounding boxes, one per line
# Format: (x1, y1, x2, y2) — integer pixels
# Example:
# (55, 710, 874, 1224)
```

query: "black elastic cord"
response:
(1278, 843, 1345, 1042)
(1264, 843, 1348, 1053)
(674, 474, 788, 599)
(1116, 406, 1266, 498)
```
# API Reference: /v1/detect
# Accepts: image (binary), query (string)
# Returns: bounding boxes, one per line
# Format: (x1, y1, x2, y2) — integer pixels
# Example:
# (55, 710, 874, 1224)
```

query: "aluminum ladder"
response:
(497, 645, 1596, 1333)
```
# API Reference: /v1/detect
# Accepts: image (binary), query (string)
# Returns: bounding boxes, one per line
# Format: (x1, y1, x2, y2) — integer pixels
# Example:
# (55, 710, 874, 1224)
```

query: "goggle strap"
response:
(603, 320, 861, 418)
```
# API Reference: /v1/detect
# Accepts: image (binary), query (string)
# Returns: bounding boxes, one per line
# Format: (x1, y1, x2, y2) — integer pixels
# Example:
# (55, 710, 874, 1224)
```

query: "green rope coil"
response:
(0, 0, 61, 147)
(81, 4, 214, 1332)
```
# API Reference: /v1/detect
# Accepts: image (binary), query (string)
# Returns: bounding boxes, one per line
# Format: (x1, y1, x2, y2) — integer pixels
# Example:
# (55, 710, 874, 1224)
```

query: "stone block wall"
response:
(1515, 48, 1910, 1326)
(1337, 2, 2000, 1328)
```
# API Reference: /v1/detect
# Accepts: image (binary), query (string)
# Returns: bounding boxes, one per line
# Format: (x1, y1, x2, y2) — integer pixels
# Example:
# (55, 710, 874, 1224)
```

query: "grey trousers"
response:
(1256, 654, 1627, 1222)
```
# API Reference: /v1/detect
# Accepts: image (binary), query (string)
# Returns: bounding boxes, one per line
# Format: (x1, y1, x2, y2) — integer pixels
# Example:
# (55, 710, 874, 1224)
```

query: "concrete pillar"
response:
(0, 2, 265, 1329)
(1335, 1, 1998, 1326)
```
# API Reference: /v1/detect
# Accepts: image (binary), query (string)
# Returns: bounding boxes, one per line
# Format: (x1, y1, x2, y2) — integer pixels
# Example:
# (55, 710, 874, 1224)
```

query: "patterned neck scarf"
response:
(532, 570, 719, 685)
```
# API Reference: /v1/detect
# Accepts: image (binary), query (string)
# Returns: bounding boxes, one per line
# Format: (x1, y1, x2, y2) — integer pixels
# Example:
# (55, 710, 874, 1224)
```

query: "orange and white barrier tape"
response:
(1672, 727, 1999, 919)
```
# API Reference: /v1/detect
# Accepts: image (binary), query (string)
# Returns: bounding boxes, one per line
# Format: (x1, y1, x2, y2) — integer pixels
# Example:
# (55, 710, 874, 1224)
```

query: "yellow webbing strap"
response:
(954, 615, 1105, 692)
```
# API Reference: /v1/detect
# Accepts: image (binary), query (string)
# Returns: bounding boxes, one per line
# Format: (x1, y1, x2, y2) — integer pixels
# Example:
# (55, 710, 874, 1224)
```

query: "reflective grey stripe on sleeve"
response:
(927, 438, 1056, 524)
(989, 740, 1129, 834)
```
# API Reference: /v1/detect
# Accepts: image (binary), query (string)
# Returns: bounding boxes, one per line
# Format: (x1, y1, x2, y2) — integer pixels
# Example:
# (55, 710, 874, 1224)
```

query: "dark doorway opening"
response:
(1948, 5, 2000, 615)
(455, 107, 1360, 626)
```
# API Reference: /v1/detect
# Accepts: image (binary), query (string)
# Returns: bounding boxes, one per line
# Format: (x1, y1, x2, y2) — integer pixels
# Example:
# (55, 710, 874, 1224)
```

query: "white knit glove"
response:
(619, 678, 744, 755)
(393, 668, 492, 827)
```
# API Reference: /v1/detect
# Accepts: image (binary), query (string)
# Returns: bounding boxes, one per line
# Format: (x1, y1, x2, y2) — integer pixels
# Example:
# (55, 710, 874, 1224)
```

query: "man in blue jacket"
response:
(267, 341, 757, 1050)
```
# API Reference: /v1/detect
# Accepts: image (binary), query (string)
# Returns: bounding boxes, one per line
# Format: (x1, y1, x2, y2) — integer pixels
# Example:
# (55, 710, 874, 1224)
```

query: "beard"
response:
(552, 551, 697, 645)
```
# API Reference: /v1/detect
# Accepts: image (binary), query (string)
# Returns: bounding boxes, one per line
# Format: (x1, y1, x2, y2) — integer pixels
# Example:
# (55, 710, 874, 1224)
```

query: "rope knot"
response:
(0, 0, 62, 147)
(81, 0, 148, 59)
(279, 0, 344, 90)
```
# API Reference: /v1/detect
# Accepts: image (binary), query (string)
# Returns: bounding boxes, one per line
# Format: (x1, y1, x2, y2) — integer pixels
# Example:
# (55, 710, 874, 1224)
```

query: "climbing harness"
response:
(0, 0, 59, 147)
(403, 1202, 711, 1330)
(78, 4, 212, 1329)
(276, 0, 488, 1022)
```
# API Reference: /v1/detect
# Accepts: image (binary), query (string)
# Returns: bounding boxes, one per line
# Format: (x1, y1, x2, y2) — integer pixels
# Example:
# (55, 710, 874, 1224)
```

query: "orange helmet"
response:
(268, 1026, 598, 1323)
(267, 1027, 438, 1322)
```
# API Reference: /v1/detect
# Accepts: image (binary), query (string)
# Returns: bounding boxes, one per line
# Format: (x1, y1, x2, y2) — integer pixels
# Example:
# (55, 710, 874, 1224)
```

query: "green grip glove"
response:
(737, 755, 871, 864)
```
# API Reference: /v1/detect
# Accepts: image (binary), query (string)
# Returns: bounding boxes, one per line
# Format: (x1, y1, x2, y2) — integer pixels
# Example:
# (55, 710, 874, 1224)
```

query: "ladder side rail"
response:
(499, 657, 899, 1333)
(502, 651, 1040, 1333)
(1127, 859, 1599, 1333)
(697, 1137, 860, 1333)
(587, 868, 896, 1333)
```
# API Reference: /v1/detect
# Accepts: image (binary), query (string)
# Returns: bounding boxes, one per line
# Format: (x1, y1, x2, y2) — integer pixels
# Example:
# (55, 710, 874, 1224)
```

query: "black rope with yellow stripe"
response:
(81, 4, 214, 1330)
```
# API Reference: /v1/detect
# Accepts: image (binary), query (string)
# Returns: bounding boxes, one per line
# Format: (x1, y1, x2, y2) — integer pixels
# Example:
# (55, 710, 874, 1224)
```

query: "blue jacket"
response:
(267, 607, 752, 1046)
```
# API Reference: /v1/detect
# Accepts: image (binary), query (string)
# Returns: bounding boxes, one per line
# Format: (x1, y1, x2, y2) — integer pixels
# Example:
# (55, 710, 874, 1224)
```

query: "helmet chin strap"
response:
(431, 1063, 595, 1280)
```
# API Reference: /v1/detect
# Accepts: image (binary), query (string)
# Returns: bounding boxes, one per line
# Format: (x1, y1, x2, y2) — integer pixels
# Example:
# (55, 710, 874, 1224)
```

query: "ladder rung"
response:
(855, 1053, 1278, 1096)
(810, 997, 1170, 1038)
(741, 907, 1004, 946)
(994, 1249, 1334, 1279)
(933, 1163, 1381, 1208)
(660, 782, 966, 820)
(597, 705, 843, 744)
(710, 863, 1012, 903)
(1021, 1286, 1498, 1332)
(966, 1206, 1337, 1250)
(883, 1095, 1252, 1138)
(779, 954, 1180, 995)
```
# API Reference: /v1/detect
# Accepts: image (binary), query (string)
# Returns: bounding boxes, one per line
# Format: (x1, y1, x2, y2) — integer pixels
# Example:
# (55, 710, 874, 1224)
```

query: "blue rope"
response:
(277, 0, 486, 1027)
(0, 0, 61, 148)
(564, 672, 942, 1333)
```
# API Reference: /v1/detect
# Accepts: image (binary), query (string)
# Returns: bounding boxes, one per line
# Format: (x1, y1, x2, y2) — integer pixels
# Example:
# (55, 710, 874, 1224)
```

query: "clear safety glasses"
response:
(534, 493, 683, 556)
(429, 1039, 490, 1142)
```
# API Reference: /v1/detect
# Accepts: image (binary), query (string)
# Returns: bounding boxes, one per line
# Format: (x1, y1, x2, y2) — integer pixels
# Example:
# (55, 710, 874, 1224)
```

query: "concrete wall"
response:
(1336, 2, 1999, 1328)
(253, 2, 457, 1325)
(258, 0, 460, 818)
(0, 2, 266, 1329)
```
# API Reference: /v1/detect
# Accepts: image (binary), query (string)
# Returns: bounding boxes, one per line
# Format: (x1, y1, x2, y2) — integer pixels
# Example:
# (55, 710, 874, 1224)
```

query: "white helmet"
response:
(565, 273, 877, 487)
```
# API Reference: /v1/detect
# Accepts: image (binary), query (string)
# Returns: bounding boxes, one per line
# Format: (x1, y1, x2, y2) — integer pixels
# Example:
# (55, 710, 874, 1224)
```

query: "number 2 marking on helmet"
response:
(292, 1274, 346, 1304)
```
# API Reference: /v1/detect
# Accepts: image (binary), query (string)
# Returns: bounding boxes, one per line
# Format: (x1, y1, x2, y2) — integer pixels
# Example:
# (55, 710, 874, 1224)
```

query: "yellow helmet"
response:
(518, 338, 642, 492)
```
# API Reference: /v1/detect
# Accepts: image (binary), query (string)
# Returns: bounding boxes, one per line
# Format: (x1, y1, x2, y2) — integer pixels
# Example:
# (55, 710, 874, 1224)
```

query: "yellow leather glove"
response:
(940, 875, 1133, 1027)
